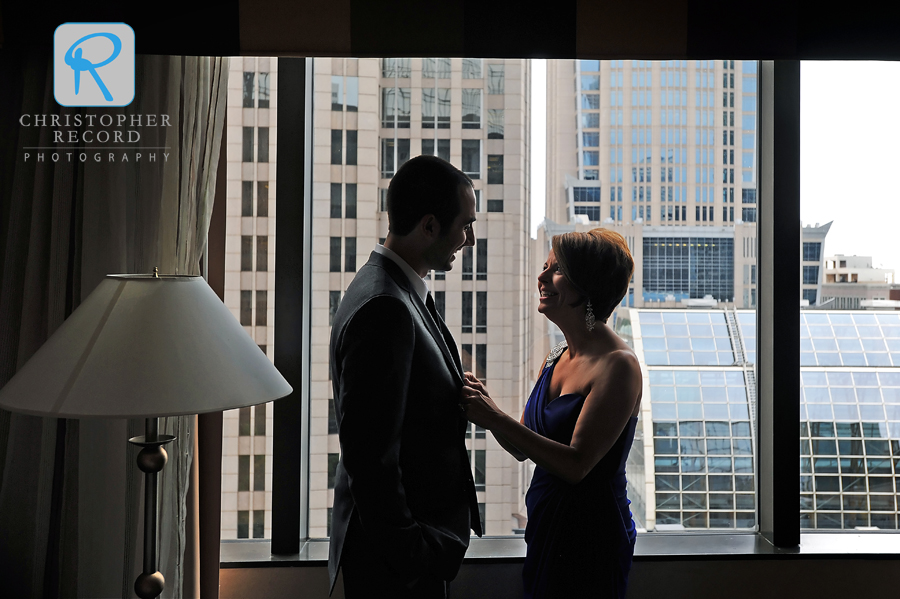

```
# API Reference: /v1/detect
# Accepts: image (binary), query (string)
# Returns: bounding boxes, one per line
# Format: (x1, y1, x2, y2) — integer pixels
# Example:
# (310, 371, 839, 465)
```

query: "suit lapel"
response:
(370, 253, 464, 383)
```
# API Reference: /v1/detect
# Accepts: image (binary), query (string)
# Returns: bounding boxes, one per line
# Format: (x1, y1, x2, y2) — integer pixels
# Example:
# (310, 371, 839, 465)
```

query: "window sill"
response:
(219, 532, 900, 569)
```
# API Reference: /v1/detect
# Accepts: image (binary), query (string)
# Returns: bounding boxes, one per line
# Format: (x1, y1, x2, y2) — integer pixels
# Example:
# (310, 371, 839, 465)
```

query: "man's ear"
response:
(420, 214, 441, 239)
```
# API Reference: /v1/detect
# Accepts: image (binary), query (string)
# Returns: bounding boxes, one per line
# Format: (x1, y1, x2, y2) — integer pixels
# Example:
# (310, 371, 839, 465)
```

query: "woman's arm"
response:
(462, 351, 641, 485)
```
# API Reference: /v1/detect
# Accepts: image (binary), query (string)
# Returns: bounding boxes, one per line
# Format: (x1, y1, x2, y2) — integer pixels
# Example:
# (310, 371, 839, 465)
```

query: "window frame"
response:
(256, 57, 900, 566)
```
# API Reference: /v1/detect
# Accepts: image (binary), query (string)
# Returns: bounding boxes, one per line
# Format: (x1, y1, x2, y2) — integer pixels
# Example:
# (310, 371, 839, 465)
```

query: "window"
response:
(255, 291, 267, 326)
(487, 200, 504, 212)
(345, 184, 357, 219)
(423, 58, 451, 79)
(382, 58, 410, 77)
(330, 130, 341, 164)
(256, 236, 268, 272)
(331, 75, 342, 110)
(462, 291, 472, 334)
(330, 183, 341, 218)
(254, 455, 266, 491)
(381, 138, 410, 178)
(241, 236, 253, 271)
(476, 239, 488, 280)
(462, 246, 473, 281)
(803, 242, 821, 262)
(487, 155, 503, 184)
(258, 72, 270, 108)
(239, 290, 252, 326)
(346, 131, 357, 165)
(242, 127, 253, 162)
(243, 72, 254, 107)
(476, 292, 487, 334)
(462, 89, 482, 128)
(462, 58, 482, 79)
(257, 181, 269, 217)
(329, 237, 341, 272)
(462, 140, 480, 178)
(487, 109, 504, 139)
(434, 291, 445, 320)
(344, 237, 356, 272)
(257, 127, 269, 162)
(382, 87, 411, 128)
(487, 64, 504, 94)
(242, 181, 253, 216)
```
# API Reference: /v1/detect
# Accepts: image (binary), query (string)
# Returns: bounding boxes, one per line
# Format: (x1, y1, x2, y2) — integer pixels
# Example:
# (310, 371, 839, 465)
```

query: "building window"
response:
(257, 181, 268, 217)
(344, 237, 356, 272)
(257, 128, 269, 163)
(241, 236, 253, 271)
(382, 87, 411, 128)
(242, 72, 255, 107)
(256, 236, 268, 272)
(346, 76, 358, 111)
(422, 139, 450, 162)
(742, 207, 757, 222)
(487, 200, 504, 212)
(574, 205, 600, 221)
(462, 89, 482, 129)
(462, 246, 473, 281)
(238, 455, 250, 492)
(381, 138, 411, 178)
(476, 291, 487, 333)
(331, 75, 343, 110)
(254, 455, 266, 491)
(434, 290, 445, 320)
(239, 406, 251, 436)
(462, 140, 480, 179)
(487, 109, 504, 139)
(476, 238, 488, 280)
(255, 404, 267, 436)
(487, 64, 504, 94)
(423, 58, 451, 79)
(255, 291, 267, 326)
(475, 343, 487, 380)
(802, 265, 819, 285)
(258, 73, 270, 108)
(327, 453, 339, 489)
(242, 127, 253, 162)
(487, 155, 504, 184)
(801, 289, 817, 305)
(241, 181, 253, 216)
(331, 130, 342, 165)
(252, 510, 265, 539)
(329, 237, 341, 272)
(330, 183, 341, 218)
(803, 242, 822, 262)
(382, 58, 410, 78)
(346, 131, 357, 165)
(240, 290, 252, 326)
(462, 291, 472, 334)
(345, 184, 357, 219)
(237, 510, 249, 539)
(462, 58, 482, 79)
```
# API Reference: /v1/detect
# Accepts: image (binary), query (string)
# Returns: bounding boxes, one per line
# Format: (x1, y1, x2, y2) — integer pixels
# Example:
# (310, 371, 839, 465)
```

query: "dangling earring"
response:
(585, 300, 596, 332)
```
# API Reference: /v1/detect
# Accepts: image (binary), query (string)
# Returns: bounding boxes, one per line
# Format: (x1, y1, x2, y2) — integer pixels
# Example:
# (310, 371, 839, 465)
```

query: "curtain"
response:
(0, 51, 228, 598)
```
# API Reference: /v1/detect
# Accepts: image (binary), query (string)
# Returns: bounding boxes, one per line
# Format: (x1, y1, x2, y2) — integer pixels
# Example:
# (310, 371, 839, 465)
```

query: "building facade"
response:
(221, 57, 534, 539)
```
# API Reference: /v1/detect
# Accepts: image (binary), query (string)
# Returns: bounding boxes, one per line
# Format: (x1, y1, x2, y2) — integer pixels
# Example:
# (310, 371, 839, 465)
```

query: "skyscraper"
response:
(544, 60, 759, 310)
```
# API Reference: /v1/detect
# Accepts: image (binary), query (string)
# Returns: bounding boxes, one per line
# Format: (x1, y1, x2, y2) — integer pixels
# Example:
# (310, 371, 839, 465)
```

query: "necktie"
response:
(426, 293, 463, 375)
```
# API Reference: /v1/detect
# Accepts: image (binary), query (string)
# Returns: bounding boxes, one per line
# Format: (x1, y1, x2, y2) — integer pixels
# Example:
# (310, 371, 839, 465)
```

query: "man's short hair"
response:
(386, 155, 473, 236)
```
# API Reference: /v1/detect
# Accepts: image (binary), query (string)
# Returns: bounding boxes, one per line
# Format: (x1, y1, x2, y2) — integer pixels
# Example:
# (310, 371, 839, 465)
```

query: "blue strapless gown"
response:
(522, 355, 638, 599)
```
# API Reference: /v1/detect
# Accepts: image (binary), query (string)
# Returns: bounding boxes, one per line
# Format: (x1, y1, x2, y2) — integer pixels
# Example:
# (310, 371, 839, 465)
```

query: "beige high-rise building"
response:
(221, 57, 534, 539)
(544, 60, 759, 312)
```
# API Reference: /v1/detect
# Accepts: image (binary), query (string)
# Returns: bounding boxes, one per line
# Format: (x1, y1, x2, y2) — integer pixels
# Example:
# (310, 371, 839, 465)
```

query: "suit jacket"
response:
(328, 251, 482, 594)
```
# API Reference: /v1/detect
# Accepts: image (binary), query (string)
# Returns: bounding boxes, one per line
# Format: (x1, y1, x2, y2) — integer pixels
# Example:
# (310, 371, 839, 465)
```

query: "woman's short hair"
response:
(387, 155, 473, 236)
(551, 228, 635, 323)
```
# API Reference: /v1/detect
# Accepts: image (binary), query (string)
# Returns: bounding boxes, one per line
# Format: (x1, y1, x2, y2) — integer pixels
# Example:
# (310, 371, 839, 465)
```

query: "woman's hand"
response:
(460, 372, 505, 430)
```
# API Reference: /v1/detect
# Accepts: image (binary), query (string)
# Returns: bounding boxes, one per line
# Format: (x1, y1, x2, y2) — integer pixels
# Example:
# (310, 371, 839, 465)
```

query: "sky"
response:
(531, 60, 900, 273)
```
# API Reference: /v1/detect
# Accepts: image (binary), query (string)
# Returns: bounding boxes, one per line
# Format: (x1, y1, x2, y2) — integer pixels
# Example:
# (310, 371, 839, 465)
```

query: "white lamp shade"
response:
(0, 275, 293, 418)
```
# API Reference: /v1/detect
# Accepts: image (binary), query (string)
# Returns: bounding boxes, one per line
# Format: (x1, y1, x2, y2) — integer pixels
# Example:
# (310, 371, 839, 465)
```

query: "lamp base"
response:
(135, 571, 165, 599)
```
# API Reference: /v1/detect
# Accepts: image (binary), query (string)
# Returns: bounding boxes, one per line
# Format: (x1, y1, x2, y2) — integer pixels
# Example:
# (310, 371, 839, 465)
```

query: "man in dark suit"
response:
(328, 155, 483, 598)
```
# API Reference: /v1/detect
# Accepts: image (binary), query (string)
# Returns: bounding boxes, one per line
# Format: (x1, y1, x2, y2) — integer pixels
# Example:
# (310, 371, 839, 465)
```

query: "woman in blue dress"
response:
(460, 228, 642, 599)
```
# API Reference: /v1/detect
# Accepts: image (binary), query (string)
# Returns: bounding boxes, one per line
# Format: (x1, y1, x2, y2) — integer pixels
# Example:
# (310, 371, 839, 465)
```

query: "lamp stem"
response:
(130, 417, 175, 599)
(143, 417, 159, 576)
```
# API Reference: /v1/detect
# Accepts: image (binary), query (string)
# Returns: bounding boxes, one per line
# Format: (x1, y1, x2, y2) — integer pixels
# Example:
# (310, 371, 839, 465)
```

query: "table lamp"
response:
(0, 272, 293, 599)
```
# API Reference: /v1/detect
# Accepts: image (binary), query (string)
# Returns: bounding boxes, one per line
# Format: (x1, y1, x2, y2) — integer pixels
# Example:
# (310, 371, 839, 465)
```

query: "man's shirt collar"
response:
(374, 244, 429, 303)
